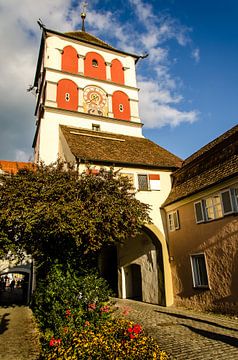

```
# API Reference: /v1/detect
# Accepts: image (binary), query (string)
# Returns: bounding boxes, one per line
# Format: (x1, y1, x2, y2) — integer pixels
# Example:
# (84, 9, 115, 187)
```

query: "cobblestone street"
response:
(114, 298, 238, 360)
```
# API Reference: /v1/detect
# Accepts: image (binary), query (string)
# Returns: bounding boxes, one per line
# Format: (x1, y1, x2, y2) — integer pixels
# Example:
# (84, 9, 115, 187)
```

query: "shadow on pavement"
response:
(183, 324, 238, 348)
(0, 313, 10, 334)
(155, 310, 238, 333)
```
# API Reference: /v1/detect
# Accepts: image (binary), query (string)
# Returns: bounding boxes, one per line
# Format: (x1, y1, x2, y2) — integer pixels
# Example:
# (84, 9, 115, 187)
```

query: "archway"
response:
(117, 225, 173, 306)
(0, 258, 34, 305)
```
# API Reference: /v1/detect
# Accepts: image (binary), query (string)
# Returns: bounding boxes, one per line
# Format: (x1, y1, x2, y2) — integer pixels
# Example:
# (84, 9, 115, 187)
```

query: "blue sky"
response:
(0, 0, 237, 161)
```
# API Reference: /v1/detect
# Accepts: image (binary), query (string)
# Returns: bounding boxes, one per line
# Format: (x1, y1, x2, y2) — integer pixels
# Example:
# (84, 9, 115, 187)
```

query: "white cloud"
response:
(138, 79, 198, 128)
(191, 48, 200, 63)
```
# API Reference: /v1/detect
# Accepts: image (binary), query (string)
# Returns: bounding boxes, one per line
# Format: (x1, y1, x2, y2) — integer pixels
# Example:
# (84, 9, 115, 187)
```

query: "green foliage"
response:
(32, 263, 113, 337)
(0, 162, 150, 269)
(43, 318, 168, 360)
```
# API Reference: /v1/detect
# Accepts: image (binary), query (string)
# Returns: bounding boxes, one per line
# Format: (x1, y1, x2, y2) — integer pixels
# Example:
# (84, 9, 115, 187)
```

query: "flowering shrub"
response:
(44, 318, 168, 360)
(32, 263, 113, 337)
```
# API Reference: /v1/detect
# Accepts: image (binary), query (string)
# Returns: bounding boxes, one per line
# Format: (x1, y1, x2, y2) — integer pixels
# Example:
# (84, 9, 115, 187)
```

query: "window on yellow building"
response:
(168, 210, 180, 231)
(190, 254, 209, 288)
(194, 188, 236, 223)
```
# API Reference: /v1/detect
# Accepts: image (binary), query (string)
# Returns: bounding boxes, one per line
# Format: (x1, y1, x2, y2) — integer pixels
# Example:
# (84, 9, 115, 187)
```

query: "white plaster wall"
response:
(76, 164, 172, 231)
(37, 109, 143, 164)
(45, 35, 137, 87)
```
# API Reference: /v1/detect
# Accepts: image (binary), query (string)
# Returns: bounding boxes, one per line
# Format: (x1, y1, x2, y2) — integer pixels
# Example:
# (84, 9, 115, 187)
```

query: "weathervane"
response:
(81, 2, 88, 32)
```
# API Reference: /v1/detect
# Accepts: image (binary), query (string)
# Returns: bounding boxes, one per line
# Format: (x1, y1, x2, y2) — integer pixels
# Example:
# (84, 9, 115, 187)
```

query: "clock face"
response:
(83, 86, 107, 116)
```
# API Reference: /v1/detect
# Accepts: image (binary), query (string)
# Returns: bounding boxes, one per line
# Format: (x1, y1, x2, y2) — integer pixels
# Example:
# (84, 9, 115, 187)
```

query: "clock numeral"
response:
(65, 93, 70, 102)
(119, 104, 124, 112)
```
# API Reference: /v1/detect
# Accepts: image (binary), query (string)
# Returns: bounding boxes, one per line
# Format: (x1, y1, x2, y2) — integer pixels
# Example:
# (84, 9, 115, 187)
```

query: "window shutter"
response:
(221, 189, 233, 215)
(194, 201, 205, 223)
(149, 174, 160, 190)
(173, 211, 180, 230)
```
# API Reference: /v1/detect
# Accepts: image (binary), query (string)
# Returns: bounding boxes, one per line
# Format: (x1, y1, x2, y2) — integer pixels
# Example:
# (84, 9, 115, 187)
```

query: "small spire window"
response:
(92, 59, 98, 67)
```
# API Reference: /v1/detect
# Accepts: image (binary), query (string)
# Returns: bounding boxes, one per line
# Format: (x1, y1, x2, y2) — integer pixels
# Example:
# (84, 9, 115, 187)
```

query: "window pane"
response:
(138, 175, 149, 190)
(195, 202, 204, 222)
(191, 254, 208, 287)
(173, 211, 179, 229)
(221, 190, 233, 214)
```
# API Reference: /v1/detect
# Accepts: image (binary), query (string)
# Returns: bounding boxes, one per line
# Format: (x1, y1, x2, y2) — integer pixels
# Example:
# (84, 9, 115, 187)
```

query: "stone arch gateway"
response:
(116, 225, 173, 306)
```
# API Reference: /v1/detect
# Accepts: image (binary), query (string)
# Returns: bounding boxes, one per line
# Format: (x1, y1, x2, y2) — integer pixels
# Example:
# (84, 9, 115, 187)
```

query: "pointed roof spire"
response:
(81, 2, 88, 32)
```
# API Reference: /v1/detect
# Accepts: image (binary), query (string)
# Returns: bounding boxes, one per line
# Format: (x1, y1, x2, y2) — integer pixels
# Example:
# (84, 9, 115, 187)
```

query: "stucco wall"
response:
(118, 232, 160, 304)
(168, 194, 238, 313)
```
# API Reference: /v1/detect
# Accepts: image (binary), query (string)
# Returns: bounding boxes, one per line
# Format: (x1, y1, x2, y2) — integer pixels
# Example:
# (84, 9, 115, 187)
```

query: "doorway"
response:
(125, 264, 142, 301)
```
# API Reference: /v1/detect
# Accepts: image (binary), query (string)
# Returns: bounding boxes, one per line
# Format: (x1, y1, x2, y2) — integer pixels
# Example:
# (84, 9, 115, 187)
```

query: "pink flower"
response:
(84, 321, 90, 327)
(88, 303, 96, 311)
(100, 305, 110, 313)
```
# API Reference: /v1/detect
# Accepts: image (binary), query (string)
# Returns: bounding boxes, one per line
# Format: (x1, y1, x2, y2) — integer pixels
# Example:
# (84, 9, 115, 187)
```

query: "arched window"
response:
(84, 52, 106, 80)
(61, 46, 78, 74)
(111, 59, 124, 85)
(57, 79, 78, 111)
(112, 91, 130, 121)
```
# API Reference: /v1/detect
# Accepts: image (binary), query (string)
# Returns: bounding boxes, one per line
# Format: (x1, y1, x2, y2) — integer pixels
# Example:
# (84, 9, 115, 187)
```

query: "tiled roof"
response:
(183, 124, 238, 166)
(163, 124, 238, 206)
(0, 160, 34, 175)
(65, 31, 116, 51)
(60, 126, 182, 169)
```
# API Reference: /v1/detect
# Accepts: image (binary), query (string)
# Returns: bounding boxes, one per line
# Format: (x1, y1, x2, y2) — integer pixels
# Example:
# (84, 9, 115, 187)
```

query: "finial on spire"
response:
(81, 2, 88, 32)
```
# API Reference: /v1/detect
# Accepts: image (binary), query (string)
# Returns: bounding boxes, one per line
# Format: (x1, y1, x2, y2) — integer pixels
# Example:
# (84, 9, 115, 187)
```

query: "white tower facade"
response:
(33, 28, 143, 164)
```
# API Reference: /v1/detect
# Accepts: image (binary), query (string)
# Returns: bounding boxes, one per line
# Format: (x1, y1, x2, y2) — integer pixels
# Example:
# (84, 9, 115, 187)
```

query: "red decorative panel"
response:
(84, 52, 106, 80)
(112, 91, 131, 121)
(149, 174, 160, 180)
(57, 79, 78, 111)
(111, 59, 124, 84)
(61, 46, 78, 74)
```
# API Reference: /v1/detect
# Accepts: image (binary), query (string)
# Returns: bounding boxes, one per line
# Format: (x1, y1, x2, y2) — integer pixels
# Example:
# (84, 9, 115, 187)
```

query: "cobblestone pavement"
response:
(0, 303, 40, 360)
(114, 298, 238, 360)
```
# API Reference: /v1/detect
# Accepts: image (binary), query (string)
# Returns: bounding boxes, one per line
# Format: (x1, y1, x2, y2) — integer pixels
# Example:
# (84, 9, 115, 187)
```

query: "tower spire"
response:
(81, 2, 88, 32)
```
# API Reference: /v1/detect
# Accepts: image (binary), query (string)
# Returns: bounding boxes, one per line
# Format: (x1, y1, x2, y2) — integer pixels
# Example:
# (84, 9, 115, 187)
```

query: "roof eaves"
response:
(44, 28, 140, 59)
(163, 171, 238, 207)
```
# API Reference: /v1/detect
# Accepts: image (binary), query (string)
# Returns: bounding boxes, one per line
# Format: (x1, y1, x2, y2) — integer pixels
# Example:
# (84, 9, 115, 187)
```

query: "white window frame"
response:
(168, 210, 180, 232)
(190, 253, 209, 288)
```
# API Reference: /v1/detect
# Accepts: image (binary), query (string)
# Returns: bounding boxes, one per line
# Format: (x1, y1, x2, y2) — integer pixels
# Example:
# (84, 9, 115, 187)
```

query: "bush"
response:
(32, 263, 113, 337)
(43, 318, 168, 360)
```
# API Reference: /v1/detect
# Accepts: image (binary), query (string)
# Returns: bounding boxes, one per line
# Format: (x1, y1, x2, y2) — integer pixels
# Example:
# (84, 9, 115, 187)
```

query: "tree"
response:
(0, 162, 150, 273)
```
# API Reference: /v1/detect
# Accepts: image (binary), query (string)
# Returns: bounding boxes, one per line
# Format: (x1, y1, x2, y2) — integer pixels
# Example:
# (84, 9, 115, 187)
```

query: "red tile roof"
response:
(0, 160, 34, 175)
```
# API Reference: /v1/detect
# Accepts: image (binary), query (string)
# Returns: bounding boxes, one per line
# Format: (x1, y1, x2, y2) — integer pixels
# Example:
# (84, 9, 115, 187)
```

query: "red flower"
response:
(49, 338, 55, 347)
(49, 338, 61, 347)
(130, 334, 136, 339)
(88, 303, 96, 311)
(127, 327, 133, 333)
(65, 309, 71, 317)
(100, 305, 110, 313)
(133, 324, 142, 334)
